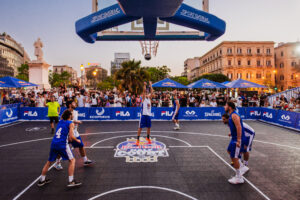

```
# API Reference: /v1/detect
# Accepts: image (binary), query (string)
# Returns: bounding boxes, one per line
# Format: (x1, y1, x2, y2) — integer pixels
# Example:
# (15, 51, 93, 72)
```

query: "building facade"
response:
(191, 41, 276, 86)
(0, 33, 30, 77)
(85, 65, 108, 86)
(53, 65, 78, 84)
(274, 42, 300, 91)
(111, 53, 130, 75)
(184, 58, 200, 81)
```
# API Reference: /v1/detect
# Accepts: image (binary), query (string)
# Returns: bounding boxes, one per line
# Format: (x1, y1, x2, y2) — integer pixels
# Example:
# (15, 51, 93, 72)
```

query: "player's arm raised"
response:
(149, 81, 153, 98)
(232, 114, 241, 147)
(142, 82, 147, 100)
(68, 123, 80, 143)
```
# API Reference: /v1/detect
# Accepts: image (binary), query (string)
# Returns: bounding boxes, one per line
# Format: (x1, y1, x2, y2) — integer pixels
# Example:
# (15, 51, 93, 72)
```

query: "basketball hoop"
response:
(140, 40, 159, 60)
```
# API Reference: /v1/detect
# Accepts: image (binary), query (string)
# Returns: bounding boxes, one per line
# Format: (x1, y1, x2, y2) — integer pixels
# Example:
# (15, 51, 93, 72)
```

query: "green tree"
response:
(49, 71, 71, 87)
(145, 65, 171, 82)
(193, 73, 230, 83)
(97, 76, 119, 90)
(16, 64, 29, 81)
(171, 76, 190, 86)
(115, 59, 150, 94)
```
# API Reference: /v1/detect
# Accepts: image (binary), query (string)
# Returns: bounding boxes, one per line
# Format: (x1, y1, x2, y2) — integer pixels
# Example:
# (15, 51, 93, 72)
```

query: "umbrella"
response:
(225, 79, 267, 88)
(187, 79, 227, 89)
(222, 81, 230, 85)
(152, 78, 187, 88)
(0, 76, 38, 88)
(0, 80, 14, 88)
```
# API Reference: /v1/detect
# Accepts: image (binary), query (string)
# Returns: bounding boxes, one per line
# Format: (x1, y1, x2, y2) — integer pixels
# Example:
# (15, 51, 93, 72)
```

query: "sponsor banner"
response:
(179, 107, 201, 120)
(260, 108, 277, 123)
(236, 107, 246, 119)
(89, 107, 111, 120)
(20, 107, 48, 120)
(75, 107, 89, 120)
(0, 107, 18, 124)
(275, 110, 298, 128)
(199, 107, 224, 120)
(295, 113, 300, 130)
(155, 107, 175, 120)
(110, 107, 135, 120)
(246, 107, 261, 119)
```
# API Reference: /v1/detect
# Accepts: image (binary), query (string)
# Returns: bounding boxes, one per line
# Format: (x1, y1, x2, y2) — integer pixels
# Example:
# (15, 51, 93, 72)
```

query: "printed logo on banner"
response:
(90, 108, 110, 119)
(281, 115, 290, 121)
(204, 110, 221, 117)
(77, 112, 86, 118)
(183, 110, 198, 118)
(250, 110, 261, 117)
(161, 111, 173, 117)
(277, 112, 293, 125)
(114, 137, 169, 163)
(262, 112, 273, 119)
(116, 111, 130, 117)
(3, 108, 17, 122)
(236, 108, 245, 118)
(24, 111, 38, 117)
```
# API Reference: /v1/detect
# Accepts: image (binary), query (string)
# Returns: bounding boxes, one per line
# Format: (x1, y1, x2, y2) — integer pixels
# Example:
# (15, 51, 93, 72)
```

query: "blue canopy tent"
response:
(152, 78, 187, 88)
(0, 76, 38, 88)
(225, 79, 267, 88)
(221, 81, 230, 85)
(0, 80, 14, 88)
(187, 79, 227, 89)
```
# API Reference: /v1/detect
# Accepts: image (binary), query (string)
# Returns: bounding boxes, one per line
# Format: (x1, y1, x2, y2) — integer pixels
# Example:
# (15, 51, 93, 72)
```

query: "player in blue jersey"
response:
(172, 91, 181, 130)
(136, 81, 153, 146)
(223, 102, 245, 184)
(222, 113, 256, 175)
(37, 110, 82, 188)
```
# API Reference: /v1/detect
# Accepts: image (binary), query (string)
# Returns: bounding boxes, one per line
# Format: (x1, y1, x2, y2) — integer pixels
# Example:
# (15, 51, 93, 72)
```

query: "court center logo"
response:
(114, 137, 169, 163)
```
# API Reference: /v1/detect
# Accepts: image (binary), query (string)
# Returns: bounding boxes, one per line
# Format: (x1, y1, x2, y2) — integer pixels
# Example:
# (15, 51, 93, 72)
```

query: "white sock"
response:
(244, 161, 248, 166)
(40, 175, 45, 182)
(236, 169, 241, 178)
(83, 156, 88, 162)
(238, 159, 244, 168)
(69, 176, 74, 182)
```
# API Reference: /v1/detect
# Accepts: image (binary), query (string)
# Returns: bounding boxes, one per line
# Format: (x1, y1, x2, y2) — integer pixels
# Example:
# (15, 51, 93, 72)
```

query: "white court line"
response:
(85, 146, 114, 149)
(0, 121, 24, 128)
(169, 145, 208, 148)
(12, 162, 57, 200)
(88, 185, 198, 200)
(0, 137, 52, 148)
(90, 134, 192, 147)
(206, 146, 271, 200)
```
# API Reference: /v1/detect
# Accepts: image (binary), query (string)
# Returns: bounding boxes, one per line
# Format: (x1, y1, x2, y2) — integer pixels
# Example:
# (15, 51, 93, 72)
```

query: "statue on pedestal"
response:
(34, 38, 44, 62)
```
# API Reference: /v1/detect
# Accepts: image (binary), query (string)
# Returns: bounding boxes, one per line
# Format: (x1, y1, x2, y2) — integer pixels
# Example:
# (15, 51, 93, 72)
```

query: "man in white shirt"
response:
(209, 99, 217, 107)
(114, 94, 123, 107)
(77, 94, 84, 107)
(58, 93, 64, 106)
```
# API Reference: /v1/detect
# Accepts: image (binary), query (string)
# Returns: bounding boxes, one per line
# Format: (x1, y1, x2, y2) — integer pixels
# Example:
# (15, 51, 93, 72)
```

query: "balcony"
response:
(246, 53, 252, 56)
(227, 52, 233, 56)
(266, 53, 272, 57)
(256, 53, 262, 56)
(236, 53, 243, 56)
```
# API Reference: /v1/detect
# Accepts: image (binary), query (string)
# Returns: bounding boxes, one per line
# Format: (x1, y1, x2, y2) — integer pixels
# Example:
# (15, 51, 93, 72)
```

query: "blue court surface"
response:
(0, 121, 299, 200)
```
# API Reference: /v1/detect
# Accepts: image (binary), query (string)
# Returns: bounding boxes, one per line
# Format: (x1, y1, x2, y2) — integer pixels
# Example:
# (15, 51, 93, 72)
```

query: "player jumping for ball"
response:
(54, 101, 93, 170)
(222, 113, 255, 175)
(136, 81, 153, 146)
(172, 90, 181, 130)
(224, 102, 245, 184)
(37, 110, 82, 188)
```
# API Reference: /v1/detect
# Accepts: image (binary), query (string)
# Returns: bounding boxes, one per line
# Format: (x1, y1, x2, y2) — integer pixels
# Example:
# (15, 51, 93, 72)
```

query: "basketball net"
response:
(140, 40, 159, 57)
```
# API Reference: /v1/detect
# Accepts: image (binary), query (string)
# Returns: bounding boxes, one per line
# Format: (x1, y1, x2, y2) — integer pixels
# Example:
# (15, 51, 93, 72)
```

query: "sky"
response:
(1, 0, 300, 76)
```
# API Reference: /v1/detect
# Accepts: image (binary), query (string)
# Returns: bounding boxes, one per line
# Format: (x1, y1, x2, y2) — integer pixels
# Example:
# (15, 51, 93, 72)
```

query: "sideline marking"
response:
(88, 185, 198, 200)
(206, 146, 271, 200)
(90, 134, 192, 147)
(85, 146, 114, 149)
(1, 130, 299, 150)
(0, 121, 24, 128)
(12, 162, 57, 200)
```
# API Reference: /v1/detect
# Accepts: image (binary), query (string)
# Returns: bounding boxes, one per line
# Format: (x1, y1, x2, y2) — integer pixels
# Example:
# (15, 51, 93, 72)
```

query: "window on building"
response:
(266, 48, 271, 54)
(238, 60, 241, 66)
(220, 49, 222, 55)
(228, 73, 232, 79)
(280, 63, 284, 68)
(257, 60, 261, 67)
(257, 48, 261, 54)
(247, 48, 252, 54)
(281, 51, 284, 57)
(266, 60, 271, 66)
(237, 48, 242, 54)
(247, 60, 251, 66)
(291, 74, 294, 80)
(291, 61, 297, 67)
(280, 75, 284, 80)
(237, 73, 242, 79)
(227, 48, 232, 54)
(246, 73, 251, 79)
(228, 60, 232, 66)
(61, 68, 63, 73)
(256, 73, 262, 79)
(55, 68, 58, 73)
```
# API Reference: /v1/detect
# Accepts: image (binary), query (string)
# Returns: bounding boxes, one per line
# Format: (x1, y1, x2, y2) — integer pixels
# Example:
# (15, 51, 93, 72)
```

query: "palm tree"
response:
(115, 59, 150, 94)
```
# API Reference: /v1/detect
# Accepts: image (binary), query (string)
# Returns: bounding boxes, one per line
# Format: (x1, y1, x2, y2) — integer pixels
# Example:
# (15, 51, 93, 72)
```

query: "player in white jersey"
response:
(136, 82, 153, 146)
(54, 100, 93, 170)
(222, 113, 255, 175)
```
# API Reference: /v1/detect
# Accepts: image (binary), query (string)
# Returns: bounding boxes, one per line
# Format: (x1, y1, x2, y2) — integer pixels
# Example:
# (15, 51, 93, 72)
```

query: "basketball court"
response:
(1, 121, 299, 200)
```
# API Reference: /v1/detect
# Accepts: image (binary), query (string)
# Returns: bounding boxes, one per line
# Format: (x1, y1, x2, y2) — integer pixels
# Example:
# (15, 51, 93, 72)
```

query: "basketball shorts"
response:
(227, 140, 242, 159)
(48, 145, 74, 162)
(139, 115, 151, 128)
(71, 136, 84, 148)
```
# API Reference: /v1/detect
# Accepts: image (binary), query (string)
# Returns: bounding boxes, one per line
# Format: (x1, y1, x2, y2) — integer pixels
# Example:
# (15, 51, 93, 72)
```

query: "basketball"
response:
(144, 53, 151, 60)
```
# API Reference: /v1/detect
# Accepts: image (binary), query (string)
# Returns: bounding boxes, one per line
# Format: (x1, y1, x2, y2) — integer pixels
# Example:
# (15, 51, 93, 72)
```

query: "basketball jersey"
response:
(72, 110, 79, 138)
(228, 111, 245, 141)
(172, 98, 178, 111)
(243, 122, 255, 137)
(141, 98, 151, 116)
(51, 120, 72, 148)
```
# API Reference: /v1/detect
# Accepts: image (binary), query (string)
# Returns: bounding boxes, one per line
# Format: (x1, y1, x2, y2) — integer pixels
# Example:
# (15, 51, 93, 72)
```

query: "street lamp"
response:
(80, 64, 85, 87)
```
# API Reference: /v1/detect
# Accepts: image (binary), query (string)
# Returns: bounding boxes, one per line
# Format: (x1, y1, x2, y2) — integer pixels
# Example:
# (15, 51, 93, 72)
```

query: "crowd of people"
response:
(1, 85, 300, 112)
